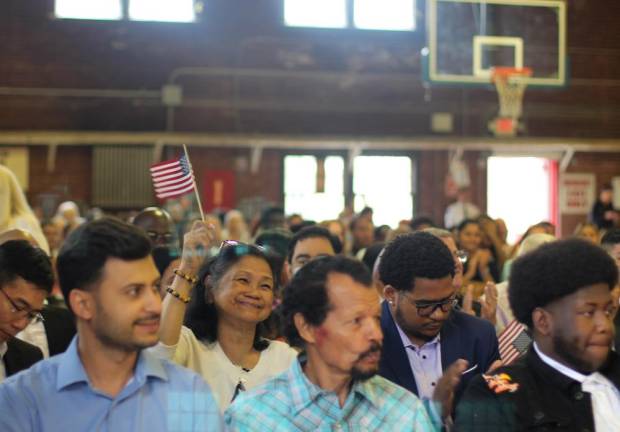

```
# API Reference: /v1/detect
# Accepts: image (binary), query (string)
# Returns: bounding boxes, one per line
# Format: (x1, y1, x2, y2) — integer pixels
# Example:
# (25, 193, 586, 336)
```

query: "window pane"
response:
(354, 0, 416, 31)
(55, 0, 122, 20)
(284, 0, 347, 29)
(487, 157, 552, 244)
(284, 156, 345, 222)
(129, 0, 196, 22)
(353, 156, 412, 227)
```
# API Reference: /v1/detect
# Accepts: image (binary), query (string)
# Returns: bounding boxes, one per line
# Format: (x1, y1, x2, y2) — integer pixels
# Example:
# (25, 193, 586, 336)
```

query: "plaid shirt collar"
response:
(289, 354, 380, 415)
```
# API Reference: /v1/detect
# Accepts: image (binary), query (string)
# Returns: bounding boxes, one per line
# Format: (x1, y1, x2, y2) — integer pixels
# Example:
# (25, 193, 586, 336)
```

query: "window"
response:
(487, 157, 557, 244)
(129, 0, 196, 22)
(284, 0, 347, 29)
(284, 0, 416, 31)
(55, 0, 122, 20)
(55, 0, 196, 22)
(354, 0, 416, 31)
(353, 156, 413, 227)
(284, 156, 345, 222)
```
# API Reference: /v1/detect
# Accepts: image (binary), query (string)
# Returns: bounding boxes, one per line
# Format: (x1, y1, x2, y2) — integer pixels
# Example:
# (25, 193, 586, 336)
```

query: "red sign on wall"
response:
(203, 170, 235, 212)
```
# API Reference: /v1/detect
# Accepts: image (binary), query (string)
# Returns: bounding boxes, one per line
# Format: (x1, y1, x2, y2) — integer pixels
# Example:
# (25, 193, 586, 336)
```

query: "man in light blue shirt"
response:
(0, 218, 223, 431)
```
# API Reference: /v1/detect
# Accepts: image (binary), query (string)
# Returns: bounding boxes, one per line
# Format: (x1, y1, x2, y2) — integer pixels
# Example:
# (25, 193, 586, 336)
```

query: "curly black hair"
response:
(184, 243, 278, 351)
(281, 255, 372, 349)
(378, 231, 455, 292)
(509, 238, 618, 328)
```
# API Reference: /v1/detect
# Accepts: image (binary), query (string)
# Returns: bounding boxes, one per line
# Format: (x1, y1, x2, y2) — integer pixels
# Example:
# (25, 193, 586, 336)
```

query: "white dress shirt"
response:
(16, 321, 50, 358)
(0, 341, 7, 382)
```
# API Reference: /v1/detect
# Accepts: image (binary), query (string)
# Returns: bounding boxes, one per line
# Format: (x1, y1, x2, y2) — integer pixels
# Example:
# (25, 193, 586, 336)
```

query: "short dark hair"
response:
(456, 218, 480, 234)
(259, 206, 285, 228)
(57, 217, 152, 308)
(410, 216, 435, 231)
(509, 238, 618, 328)
(287, 226, 341, 263)
(601, 228, 620, 247)
(379, 231, 455, 292)
(281, 255, 372, 348)
(185, 243, 278, 351)
(0, 240, 53, 294)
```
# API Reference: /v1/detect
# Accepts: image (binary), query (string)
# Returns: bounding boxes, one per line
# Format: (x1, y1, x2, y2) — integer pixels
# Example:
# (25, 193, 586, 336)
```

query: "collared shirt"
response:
(534, 342, 620, 432)
(395, 321, 443, 400)
(224, 357, 439, 432)
(533, 342, 586, 383)
(17, 320, 49, 358)
(0, 336, 224, 432)
(0, 341, 7, 382)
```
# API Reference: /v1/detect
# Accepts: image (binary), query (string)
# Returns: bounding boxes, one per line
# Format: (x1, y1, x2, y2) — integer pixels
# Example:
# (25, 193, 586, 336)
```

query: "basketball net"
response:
(489, 67, 532, 137)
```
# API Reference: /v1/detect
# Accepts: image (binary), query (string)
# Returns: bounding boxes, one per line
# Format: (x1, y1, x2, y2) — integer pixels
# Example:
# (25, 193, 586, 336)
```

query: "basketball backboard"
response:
(424, 0, 567, 87)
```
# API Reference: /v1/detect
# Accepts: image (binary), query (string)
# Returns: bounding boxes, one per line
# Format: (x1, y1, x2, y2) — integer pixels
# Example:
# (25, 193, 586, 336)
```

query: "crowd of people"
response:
(0, 162, 619, 431)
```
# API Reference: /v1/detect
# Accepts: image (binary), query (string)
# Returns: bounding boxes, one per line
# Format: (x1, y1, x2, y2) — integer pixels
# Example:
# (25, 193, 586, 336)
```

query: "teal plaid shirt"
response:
(225, 358, 440, 431)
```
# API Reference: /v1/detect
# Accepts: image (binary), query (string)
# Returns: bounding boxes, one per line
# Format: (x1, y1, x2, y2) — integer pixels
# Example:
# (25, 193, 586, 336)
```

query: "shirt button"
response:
(533, 411, 544, 422)
(334, 424, 342, 430)
(431, 382, 436, 386)
(574, 391, 584, 400)
(422, 355, 427, 359)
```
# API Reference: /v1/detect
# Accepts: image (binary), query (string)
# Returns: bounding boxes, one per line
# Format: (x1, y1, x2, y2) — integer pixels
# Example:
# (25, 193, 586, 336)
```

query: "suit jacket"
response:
(42, 306, 76, 356)
(455, 347, 620, 432)
(379, 301, 500, 405)
(3, 337, 43, 377)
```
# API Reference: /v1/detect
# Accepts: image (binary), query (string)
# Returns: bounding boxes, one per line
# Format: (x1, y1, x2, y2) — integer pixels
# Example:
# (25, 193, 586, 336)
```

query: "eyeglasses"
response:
(0, 288, 45, 324)
(146, 231, 174, 244)
(402, 292, 458, 317)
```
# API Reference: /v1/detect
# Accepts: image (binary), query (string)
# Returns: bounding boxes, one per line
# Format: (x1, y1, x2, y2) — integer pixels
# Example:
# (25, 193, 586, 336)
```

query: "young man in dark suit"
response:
(378, 231, 500, 417)
(0, 240, 54, 381)
(456, 238, 620, 431)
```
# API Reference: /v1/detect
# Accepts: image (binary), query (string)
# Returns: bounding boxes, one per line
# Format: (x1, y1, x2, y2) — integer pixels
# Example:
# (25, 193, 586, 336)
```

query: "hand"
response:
(480, 282, 498, 325)
(433, 359, 468, 419)
(476, 249, 492, 268)
(461, 284, 475, 316)
(486, 360, 503, 374)
(179, 221, 216, 276)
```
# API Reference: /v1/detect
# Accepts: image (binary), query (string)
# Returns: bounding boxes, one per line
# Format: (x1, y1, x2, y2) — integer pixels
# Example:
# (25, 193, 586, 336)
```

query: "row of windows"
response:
(54, 0, 417, 31)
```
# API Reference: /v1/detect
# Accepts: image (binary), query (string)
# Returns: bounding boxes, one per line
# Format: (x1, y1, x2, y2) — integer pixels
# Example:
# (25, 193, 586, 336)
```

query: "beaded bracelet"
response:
(173, 268, 198, 284)
(166, 286, 191, 304)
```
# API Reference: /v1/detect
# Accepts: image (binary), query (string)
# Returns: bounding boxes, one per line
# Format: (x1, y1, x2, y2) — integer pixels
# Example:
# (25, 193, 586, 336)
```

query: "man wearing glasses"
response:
(378, 231, 500, 418)
(0, 240, 53, 382)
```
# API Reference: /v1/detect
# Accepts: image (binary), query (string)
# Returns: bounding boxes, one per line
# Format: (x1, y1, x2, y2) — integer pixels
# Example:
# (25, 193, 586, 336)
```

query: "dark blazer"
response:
(3, 337, 43, 377)
(42, 306, 76, 356)
(455, 347, 620, 432)
(379, 301, 500, 405)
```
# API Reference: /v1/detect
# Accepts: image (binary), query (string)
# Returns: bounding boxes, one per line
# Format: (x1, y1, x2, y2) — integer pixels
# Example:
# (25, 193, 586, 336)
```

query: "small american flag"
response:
(150, 155, 195, 200)
(498, 319, 531, 365)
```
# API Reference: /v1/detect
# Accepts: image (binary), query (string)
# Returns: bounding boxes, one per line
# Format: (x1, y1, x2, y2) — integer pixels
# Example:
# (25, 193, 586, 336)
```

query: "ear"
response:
(284, 260, 293, 280)
(531, 307, 553, 337)
(294, 312, 316, 345)
(383, 284, 397, 306)
(69, 289, 95, 320)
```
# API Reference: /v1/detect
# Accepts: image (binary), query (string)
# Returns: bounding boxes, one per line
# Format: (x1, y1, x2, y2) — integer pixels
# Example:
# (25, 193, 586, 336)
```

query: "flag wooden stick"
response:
(183, 144, 205, 222)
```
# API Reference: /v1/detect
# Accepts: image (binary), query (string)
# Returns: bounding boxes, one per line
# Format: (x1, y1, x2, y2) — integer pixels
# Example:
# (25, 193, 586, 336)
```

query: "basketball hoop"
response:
(489, 67, 533, 137)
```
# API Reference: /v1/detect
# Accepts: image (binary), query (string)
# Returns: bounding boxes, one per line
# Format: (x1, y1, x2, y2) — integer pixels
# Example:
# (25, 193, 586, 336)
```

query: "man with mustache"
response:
(456, 238, 620, 432)
(225, 256, 438, 431)
(0, 218, 223, 431)
(378, 232, 500, 418)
